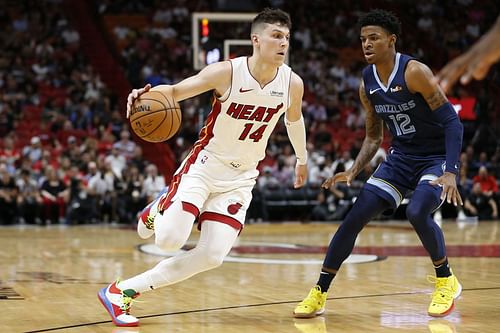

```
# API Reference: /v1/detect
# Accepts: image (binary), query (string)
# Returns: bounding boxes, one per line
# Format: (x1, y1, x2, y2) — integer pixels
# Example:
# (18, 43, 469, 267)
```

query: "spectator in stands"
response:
(306, 99, 327, 122)
(472, 166, 498, 198)
(87, 160, 115, 222)
(464, 183, 498, 220)
(128, 145, 146, 173)
(0, 101, 15, 136)
(0, 137, 19, 173)
(274, 156, 294, 187)
(142, 163, 165, 203)
(113, 129, 136, 160)
(40, 166, 69, 224)
(309, 155, 332, 187)
(102, 159, 120, 223)
(258, 166, 280, 190)
(345, 107, 365, 130)
(458, 161, 473, 198)
(369, 147, 387, 168)
(16, 168, 42, 224)
(65, 165, 92, 224)
(331, 150, 354, 174)
(311, 186, 348, 221)
(313, 122, 333, 153)
(105, 146, 127, 179)
(120, 165, 145, 223)
(311, 189, 332, 221)
(0, 163, 18, 224)
(22, 136, 43, 163)
(109, 110, 125, 140)
(61, 23, 80, 48)
(474, 151, 492, 170)
(281, 143, 298, 169)
(62, 136, 83, 164)
(349, 138, 363, 159)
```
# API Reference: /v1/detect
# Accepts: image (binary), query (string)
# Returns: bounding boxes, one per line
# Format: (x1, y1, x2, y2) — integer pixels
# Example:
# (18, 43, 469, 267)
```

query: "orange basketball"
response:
(129, 90, 181, 143)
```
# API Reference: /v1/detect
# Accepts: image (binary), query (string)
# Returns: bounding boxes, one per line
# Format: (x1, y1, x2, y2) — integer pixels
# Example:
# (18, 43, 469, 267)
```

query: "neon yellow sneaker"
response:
(427, 274, 462, 317)
(294, 316, 327, 333)
(294, 286, 327, 318)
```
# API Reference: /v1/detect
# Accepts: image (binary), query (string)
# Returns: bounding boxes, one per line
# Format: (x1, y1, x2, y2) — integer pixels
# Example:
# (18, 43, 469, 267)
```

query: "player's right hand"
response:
(429, 172, 463, 206)
(322, 171, 355, 189)
(126, 83, 152, 118)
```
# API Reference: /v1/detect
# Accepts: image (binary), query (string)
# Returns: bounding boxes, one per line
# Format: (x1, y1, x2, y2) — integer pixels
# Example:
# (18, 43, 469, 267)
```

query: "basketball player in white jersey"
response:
(98, 8, 308, 327)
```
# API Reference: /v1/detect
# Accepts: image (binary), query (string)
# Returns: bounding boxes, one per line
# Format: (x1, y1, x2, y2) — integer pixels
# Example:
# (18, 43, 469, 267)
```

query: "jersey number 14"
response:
(238, 123, 268, 142)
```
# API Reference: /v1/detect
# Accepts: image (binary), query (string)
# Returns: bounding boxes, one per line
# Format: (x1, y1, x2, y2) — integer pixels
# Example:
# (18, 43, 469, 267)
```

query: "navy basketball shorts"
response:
(364, 149, 446, 212)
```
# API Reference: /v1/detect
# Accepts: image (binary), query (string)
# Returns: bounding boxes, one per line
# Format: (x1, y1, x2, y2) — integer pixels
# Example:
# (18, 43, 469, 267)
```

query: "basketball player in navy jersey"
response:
(294, 9, 463, 318)
(98, 8, 308, 327)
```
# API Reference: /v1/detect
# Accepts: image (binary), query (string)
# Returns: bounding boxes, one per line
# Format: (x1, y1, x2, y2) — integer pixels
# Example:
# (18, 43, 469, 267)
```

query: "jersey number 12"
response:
(388, 114, 416, 136)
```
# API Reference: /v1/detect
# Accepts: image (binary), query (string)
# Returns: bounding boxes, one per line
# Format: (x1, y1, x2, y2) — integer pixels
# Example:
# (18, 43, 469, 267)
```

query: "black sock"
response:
(316, 270, 336, 292)
(434, 258, 451, 278)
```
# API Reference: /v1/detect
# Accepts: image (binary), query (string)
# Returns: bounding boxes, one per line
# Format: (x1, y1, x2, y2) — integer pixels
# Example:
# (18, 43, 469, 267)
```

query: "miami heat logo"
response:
(227, 202, 243, 215)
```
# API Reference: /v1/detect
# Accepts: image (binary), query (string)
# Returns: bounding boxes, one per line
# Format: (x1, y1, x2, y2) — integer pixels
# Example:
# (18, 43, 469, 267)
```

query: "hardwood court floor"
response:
(1, 220, 500, 333)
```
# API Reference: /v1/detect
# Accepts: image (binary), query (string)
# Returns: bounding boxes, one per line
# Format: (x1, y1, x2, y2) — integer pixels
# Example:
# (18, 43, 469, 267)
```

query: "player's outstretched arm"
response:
(322, 81, 383, 189)
(435, 15, 500, 93)
(167, 61, 232, 102)
(406, 61, 463, 206)
(285, 72, 308, 188)
(126, 61, 232, 118)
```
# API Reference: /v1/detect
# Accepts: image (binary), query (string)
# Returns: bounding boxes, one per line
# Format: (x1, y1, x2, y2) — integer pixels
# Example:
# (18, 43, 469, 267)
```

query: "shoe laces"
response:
(145, 214, 155, 230)
(299, 286, 324, 307)
(121, 289, 140, 314)
(427, 276, 454, 303)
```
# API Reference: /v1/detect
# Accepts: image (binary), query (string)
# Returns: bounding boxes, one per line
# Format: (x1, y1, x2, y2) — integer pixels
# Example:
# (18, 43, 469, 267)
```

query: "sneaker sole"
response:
(428, 302, 455, 317)
(98, 288, 139, 327)
(293, 307, 325, 318)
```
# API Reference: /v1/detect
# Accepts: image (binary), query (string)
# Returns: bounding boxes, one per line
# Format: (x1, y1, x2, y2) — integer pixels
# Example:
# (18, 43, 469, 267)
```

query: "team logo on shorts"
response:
(227, 202, 243, 215)
(200, 155, 208, 164)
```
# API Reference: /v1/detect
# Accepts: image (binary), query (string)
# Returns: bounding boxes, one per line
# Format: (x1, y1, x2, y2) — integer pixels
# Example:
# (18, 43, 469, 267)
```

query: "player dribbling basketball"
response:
(98, 8, 309, 327)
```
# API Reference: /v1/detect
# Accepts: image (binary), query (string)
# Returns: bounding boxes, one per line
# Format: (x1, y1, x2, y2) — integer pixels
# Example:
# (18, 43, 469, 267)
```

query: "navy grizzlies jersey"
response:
(362, 53, 445, 156)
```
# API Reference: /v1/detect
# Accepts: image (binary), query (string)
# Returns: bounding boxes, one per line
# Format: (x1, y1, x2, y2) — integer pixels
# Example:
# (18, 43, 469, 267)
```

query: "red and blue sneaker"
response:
(98, 281, 140, 327)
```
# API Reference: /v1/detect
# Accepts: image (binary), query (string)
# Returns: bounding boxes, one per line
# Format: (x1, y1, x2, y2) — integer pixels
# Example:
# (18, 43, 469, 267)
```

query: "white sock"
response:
(118, 221, 238, 293)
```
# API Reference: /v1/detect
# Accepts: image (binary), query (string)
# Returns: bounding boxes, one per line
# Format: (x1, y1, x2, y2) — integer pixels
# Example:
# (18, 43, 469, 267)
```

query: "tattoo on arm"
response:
(359, 84, 370, 109)
(425, 90, 447, 110)
(351, 86, 383, 176)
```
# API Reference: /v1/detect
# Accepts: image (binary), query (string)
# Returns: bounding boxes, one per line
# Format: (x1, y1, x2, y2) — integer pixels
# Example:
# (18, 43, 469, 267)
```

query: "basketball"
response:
(129, 90, 181, 143)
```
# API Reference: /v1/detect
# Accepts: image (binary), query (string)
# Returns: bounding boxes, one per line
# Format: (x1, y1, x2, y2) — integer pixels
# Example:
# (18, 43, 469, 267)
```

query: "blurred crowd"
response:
(0, 0, 165, 224)
(0, 0, 499, 225)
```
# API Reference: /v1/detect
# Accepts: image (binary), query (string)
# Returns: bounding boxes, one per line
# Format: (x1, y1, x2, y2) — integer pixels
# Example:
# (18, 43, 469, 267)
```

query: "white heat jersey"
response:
(200, 56, 292, 170)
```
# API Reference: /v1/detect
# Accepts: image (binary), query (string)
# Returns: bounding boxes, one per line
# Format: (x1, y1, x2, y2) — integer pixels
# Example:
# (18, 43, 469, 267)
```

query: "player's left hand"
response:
(294, 163, 308, 188)
(126, 83, 152, 118)
(429, 172, 463, 206)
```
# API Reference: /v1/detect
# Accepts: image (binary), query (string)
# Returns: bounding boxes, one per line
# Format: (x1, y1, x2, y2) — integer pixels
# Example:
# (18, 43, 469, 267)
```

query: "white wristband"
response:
(285, 115, 308, 165)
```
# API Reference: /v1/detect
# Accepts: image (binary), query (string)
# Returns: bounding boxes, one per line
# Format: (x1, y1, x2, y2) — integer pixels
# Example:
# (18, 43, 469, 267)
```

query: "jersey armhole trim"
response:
(287, 69, 293, 110)
(217, 60, 233, 103)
